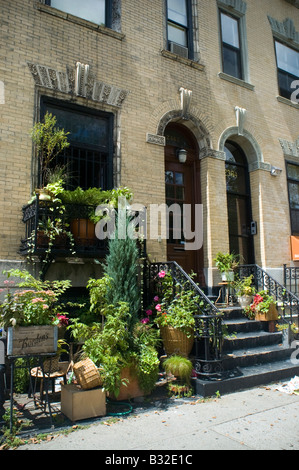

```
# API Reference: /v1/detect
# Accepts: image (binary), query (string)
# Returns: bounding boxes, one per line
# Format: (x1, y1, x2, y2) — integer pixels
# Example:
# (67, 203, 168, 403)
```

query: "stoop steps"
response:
(194, 307, 299, 397)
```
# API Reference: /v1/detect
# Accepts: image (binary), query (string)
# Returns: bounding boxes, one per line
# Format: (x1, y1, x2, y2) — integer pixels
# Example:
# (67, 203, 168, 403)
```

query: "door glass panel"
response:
(165, 171, 174, 183)
(175, 172, 184, 185)
(176, 186, 185, 200)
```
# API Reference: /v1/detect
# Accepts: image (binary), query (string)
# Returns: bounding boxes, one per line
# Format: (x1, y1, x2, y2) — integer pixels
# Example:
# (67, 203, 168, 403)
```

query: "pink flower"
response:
(141, 317, 149, 324)
(146, 309, 152, 316)
(153, 296, 159, 302)
(158, 271, 166, 278)
(42, 304, 49, 309)
(155, 304, 162, 312)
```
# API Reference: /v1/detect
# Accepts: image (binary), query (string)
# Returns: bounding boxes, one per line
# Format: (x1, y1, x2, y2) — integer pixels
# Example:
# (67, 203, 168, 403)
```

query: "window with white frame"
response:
(220, 11, 243, 80)
(45, 0, 111, 27)
(166, 0, 193, 59)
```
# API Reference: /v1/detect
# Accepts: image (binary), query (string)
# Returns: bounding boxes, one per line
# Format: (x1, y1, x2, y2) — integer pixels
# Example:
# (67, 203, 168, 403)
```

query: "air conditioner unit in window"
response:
(169, 42, 189, 59)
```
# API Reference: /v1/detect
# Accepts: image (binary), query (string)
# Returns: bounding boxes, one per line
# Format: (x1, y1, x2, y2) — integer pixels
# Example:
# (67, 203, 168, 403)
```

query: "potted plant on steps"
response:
(244, 290, 279, 332)
(214, 251, 240, 282)
(232, 274, 256, 308)
(152, 271, 201, 357)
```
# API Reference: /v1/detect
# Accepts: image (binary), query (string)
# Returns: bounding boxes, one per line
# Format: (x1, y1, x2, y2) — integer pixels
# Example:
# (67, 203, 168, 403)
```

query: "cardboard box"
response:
(61, 384, 106, 421)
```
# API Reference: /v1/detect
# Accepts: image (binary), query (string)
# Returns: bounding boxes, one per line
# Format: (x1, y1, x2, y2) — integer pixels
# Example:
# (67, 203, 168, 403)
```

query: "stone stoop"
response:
(194, 307, 299, 397)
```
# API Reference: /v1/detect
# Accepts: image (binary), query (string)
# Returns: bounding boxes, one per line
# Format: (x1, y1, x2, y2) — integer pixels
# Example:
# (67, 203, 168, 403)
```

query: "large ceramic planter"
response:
(160, 326, 194, 357)
(7, 325, 58, 356)
(238, 295, 253, 309)
(113, 366, 145, 401)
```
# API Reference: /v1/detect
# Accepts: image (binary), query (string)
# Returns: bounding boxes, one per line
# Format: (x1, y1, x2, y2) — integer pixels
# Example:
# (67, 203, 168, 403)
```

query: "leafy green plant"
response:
(0, 269, 71, 328)
(30, 111, 70, 188)
(232, 274, 256, 296)
(70, 301, 160, 397)
(153, 271, 201, 335)
(214, 251, 239, 273)
(244, 290, 277, 319)
(163, 355, 193, 384)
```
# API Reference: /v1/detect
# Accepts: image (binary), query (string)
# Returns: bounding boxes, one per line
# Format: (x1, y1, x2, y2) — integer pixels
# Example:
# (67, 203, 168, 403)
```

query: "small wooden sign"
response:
(7, 326, 58, 356)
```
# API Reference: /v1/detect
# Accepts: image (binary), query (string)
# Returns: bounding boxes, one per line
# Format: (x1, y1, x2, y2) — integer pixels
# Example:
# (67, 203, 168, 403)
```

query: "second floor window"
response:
(46, 0, 110, 27)
(220, 11, 243, 80)
(275, 41, 299, 101)
(167, 0, 193, 58)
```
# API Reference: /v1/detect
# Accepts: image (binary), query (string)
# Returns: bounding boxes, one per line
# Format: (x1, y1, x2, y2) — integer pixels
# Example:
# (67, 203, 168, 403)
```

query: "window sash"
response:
(275, 41, 299, 100)
(166, 0, 193, 55)
(45, 0, 111, 27)
(220, 11, 243, 80)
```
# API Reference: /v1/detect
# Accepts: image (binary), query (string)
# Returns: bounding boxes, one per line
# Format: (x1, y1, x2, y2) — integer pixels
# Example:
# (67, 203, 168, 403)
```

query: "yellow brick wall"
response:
(0, 0, 298, 285)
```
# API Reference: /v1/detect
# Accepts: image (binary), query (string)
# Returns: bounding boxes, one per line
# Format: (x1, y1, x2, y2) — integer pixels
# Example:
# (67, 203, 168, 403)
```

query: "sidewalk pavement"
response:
(17, 379, 299, 451)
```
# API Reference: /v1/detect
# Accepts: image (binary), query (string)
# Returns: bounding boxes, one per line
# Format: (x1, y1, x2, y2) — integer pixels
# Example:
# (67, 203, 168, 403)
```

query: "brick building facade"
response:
(1, 0, 299, 291)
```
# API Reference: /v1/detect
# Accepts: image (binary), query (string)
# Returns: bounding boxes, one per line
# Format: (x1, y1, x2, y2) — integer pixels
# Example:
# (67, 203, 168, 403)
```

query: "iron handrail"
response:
(147, 261, 224, 377)
(238, 264, 299, 328)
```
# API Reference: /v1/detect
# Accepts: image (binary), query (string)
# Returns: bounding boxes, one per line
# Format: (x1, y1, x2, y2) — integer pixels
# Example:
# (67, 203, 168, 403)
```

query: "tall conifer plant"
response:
(104, 213, 140, 326)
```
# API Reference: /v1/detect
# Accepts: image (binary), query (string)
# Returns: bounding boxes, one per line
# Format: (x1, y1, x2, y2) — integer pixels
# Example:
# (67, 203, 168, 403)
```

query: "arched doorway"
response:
(225, 141, 255, 264)
(164, 123, 204, 284)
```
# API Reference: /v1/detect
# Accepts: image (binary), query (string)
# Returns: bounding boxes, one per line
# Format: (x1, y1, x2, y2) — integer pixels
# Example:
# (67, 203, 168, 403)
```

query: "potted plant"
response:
(244, 290, 279, 331)
(30, 111, 70, 191)
(214, 251, 239, 281)
(69, 301, 160, 400)
(232, 274, 256, 308)
(60, 186, 133, 246)
(153, 271, 200, 357)
(0, 269, 71, 356)
(163, 355, 193, 397)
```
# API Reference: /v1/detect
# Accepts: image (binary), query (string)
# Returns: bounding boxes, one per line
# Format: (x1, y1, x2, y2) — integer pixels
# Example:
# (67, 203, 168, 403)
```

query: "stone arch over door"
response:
(156, 109, 212, 156)
(218, 126, 269, 172)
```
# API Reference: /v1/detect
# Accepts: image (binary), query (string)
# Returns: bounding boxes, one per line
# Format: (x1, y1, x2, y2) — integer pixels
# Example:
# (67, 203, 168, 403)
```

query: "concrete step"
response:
(195, 359, 299, 397)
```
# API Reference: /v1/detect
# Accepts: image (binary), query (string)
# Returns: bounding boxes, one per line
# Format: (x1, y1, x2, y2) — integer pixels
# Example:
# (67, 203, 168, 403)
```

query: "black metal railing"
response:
(146, 261, 224, 378)
(20, 196, 108, 259)
(238, 264, 299, 329)
(283, 264, 299, 296)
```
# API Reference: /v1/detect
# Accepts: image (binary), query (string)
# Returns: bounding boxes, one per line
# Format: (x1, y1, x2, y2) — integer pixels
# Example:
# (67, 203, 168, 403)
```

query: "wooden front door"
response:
(164, 124, 204, 284)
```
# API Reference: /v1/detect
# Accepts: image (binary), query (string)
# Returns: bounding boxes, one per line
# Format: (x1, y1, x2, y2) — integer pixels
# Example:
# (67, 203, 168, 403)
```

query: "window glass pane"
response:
(167, 0, 187, 26)
(168, 23, 187, 46)
(50, 0, 105, 25)
(45, 105, 109, 149)
(289, 182, 299, 209)
(287, 163, 299, 181)
(222, 45, 242, 79)
(165, 171, 174, 183)
(275, 41, 299, 77)
(221, 13, 240, 48)
(175, 172, 184, 185)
